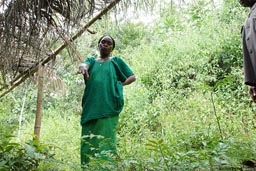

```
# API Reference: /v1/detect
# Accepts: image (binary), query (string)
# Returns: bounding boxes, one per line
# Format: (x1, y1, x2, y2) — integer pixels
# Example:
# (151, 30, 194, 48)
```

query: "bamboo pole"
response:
(33, 64, 44, 141)
(0, 0, 122, 98)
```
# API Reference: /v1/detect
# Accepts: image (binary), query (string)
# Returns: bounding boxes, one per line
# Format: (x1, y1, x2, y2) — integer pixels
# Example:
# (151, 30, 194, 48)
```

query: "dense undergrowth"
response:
(1, 0, 256, 170)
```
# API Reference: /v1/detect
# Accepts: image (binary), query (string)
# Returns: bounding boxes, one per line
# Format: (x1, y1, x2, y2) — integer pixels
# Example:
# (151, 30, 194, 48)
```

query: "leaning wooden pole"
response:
(0, 0, 122, 98)
(33, 64, 44, 141)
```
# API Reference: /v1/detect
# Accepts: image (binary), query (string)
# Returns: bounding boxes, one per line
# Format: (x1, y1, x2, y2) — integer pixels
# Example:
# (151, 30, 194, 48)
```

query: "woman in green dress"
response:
(77, 35, 136, 166)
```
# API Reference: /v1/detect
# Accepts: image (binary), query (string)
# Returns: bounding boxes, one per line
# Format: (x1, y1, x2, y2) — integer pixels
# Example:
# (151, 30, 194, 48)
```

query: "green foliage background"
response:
(1, 0, 256, 170)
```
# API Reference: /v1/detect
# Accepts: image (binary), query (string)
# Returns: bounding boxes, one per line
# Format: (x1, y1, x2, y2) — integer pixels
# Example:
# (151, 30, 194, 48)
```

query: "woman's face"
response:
(239, 0, 256, 7)
(98, 36, 114, 57)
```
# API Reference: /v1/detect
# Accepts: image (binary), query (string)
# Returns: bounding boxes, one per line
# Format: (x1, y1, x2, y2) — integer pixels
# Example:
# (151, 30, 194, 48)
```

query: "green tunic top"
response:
(80, 56, 134, 125)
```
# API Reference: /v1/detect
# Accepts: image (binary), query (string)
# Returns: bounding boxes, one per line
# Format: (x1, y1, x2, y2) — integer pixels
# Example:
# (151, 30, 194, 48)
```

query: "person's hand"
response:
(249, 86, 256, 102)
(77, 64, 89, 80)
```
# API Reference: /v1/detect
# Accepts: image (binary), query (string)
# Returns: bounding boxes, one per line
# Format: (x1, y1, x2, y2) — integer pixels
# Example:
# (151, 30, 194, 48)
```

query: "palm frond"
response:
(0, 0, 97, 79)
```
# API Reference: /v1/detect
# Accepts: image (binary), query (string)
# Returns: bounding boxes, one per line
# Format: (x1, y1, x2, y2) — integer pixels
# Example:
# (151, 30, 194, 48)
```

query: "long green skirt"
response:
(80, 115, 119, 166)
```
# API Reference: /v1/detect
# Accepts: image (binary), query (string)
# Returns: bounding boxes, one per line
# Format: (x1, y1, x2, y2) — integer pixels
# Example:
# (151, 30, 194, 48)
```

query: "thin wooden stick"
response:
(18, 89, 27, 139)
(210, 92, 223, 140)
(0, 0, 122, 98)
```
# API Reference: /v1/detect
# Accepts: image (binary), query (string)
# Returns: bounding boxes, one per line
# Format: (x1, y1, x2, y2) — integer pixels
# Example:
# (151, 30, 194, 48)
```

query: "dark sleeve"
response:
(243, 10, 256, 86)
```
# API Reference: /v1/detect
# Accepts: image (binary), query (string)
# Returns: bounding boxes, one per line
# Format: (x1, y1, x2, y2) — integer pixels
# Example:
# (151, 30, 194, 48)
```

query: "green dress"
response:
(80, 56, 134, 166)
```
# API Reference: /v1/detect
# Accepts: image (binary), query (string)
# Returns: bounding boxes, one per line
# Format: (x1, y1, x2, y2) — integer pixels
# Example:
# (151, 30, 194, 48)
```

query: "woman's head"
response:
(239, 0, 256, 7)
(98, 35, 115, 50)
(98, 35, 115, 58)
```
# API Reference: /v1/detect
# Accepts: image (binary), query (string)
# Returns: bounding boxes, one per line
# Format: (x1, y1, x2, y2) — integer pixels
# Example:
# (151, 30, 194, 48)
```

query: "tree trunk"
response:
(34, 64, 44, 141)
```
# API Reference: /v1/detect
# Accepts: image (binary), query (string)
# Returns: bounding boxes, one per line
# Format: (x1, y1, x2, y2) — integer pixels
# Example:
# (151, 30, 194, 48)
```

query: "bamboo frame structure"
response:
(0, 0, 122, 98)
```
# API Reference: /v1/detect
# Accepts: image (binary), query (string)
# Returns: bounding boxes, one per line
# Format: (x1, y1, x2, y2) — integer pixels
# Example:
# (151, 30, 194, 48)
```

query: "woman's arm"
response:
(122, 75, 136, 86)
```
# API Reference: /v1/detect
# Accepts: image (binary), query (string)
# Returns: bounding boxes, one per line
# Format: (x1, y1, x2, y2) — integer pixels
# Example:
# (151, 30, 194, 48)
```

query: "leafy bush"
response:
(0, 123, 55, 171)
(204, 33, 243, 87)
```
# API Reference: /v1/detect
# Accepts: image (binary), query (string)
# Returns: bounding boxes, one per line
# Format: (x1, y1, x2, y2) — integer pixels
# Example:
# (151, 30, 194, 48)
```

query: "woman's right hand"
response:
(250, 86, 256, 102)
(77, 63, 89, 80)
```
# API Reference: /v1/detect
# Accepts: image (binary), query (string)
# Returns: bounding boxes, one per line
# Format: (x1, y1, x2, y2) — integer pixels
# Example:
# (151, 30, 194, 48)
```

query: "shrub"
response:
(0, 123, 55, 171)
